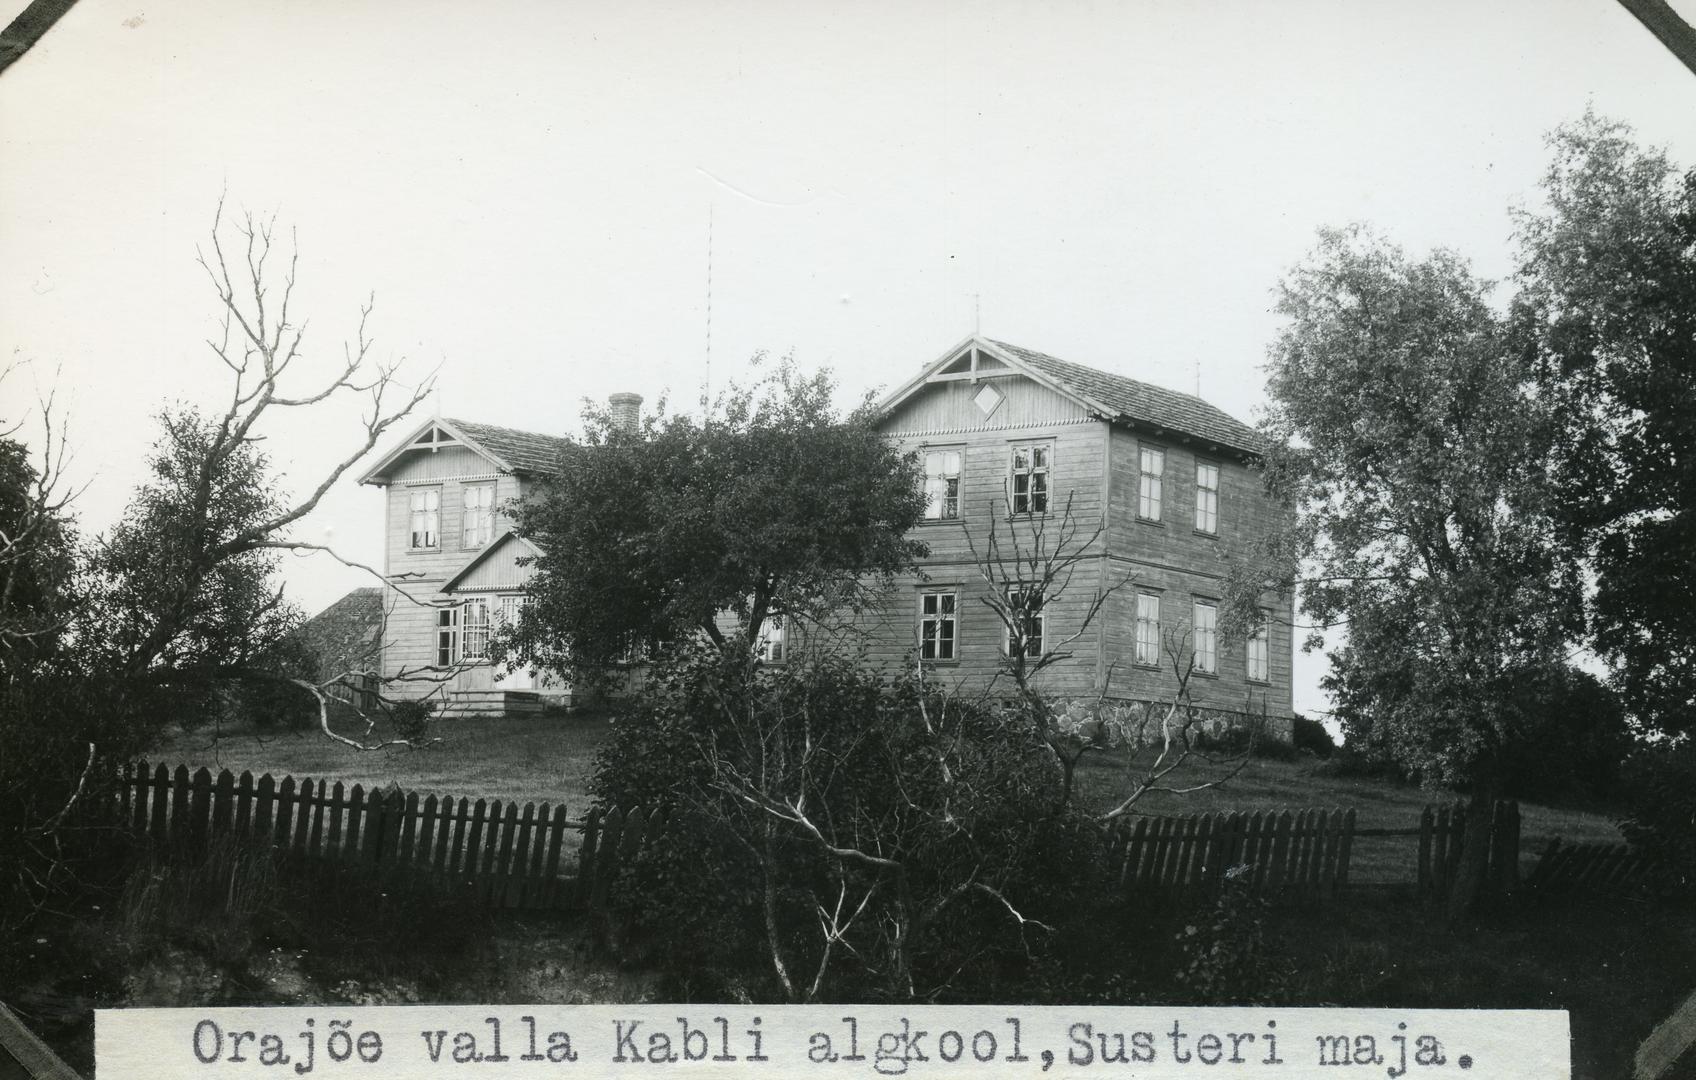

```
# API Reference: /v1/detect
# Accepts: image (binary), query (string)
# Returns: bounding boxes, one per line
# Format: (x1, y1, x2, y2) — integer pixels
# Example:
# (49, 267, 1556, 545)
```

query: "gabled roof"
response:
(879, 335, 1263, 457)
(439, 530, 545, 593)
(358, 415, 570, 485)
(442, 418, 571, 474)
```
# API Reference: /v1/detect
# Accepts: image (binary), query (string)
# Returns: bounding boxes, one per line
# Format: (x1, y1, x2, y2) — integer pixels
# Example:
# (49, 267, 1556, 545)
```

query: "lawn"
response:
(150, 714, 1624, 885)
(149, 711, 612, 811)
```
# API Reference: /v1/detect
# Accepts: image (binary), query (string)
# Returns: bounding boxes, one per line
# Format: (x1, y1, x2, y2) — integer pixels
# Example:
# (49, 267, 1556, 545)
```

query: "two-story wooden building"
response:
(356, 415, 579, 715)
(351, 340, 1290, 732)
(863, 336, 1293, 736)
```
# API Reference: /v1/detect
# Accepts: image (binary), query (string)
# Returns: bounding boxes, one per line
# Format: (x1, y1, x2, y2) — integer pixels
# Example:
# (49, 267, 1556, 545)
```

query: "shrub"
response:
(1172, 872, 1286, 1004)
(1292, 714, 1336, 758)
(387, 699, 433, 743)
(1619, 743, 1696, 897)
(593, 641, 1104, 1001)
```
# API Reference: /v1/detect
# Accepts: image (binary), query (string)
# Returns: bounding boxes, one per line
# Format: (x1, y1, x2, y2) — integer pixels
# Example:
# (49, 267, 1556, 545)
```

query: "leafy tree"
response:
(508, 360, 929, 684)
(0, 396, 78, 679)
(1512, 111, 1696, 739)
(1256, 225, 1584, 914)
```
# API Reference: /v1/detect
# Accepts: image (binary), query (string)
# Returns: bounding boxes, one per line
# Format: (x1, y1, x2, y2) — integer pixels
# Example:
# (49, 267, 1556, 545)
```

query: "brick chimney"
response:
(608, 392, 643, 435)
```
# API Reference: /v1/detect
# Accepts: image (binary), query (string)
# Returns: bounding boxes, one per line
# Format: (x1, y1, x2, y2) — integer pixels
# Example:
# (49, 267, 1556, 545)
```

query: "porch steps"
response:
(437, 689, 546, 719)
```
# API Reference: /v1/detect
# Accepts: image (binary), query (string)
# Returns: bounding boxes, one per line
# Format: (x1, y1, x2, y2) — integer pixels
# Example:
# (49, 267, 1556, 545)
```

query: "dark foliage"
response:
(507, 360, 928, 687)
(593, 641, 1107, 1001)
(1619, 743, 1696, 898)
(1291, 714, 1336, 758)
(1514, 113, 1696, 739)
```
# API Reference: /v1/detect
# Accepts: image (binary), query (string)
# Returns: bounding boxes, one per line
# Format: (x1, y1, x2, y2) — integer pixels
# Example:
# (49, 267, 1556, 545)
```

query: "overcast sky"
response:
(4, 0, 1695, 715)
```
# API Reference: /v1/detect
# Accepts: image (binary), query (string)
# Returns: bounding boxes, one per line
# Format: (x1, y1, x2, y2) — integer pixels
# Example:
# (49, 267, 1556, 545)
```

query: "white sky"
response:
(3, 0, 1695, 716)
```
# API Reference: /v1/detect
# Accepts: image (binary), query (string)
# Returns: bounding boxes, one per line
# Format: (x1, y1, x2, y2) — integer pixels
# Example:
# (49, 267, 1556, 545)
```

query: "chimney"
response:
(608, 392, 642, 435)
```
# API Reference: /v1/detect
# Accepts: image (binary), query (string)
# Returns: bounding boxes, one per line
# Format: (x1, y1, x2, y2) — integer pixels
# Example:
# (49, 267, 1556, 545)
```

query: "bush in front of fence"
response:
(113, 826, 494, 1002)
(591, 640, 1107, 1002)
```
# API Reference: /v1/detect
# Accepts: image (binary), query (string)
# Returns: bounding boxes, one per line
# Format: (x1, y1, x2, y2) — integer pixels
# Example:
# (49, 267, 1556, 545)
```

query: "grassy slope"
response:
(154, 715, 1625, 883)
(149, 712, 611, 811)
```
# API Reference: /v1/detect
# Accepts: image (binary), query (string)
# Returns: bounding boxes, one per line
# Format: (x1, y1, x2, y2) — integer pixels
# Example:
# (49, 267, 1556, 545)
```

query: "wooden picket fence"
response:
(1413, 801, 1520, 900)
(113, 762, 667, 912)
(1112, 800, 1525, 903)
(1110, 808, 1357, 901)
(1525, 838, 1652, 896)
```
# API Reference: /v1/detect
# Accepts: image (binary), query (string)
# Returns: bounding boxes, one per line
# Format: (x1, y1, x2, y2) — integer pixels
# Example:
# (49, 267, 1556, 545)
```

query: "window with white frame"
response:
(1010, 444, 1050, 515)
(462, 483, 496, 548)
(497, 594, 527, 630)
(1247, 610, 1270, 683)
(1138, 447, 1165, 521)
(1005, 590, 1045, 659)
(435, 605, 459, 666)
(919, 591, 957, 661)
(756, 615, 786, 663)
(1134, 592, 1162, 667)
(459, 599, 493, 661)
(1194, 461, 1219, 534)
(923, 450, 963, 520)
(1192, 599, 1218, 675)
(409, 487, 441, 550)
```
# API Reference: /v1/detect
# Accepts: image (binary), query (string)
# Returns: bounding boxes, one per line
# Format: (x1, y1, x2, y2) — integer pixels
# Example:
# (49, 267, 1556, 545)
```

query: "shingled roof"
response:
(988, 340, 1264, 456)
(442, 419, 571, 475)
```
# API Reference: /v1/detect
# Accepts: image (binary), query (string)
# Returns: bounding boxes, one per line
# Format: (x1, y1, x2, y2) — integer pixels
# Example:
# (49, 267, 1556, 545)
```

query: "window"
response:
(497, 594, 527, 630)
(756, 615, 786, 663)
(919, 591, 957, 661)
(462, 483, 496, 548)
(1247, 611, 1270, 683)
(461, 599, 492, 661)
(923, 450, 963, 520)
(1134, 593, 1161, 667)
(1011, 444, 1050, 515)
(1195, 462, 1219, 534)
(1138, 447, 1164, 521)
(435, 606, 459, 666)
(1005, 590, 1045, 659)
(409, 487, 441, 550)
(1192, 600, 1218, 675)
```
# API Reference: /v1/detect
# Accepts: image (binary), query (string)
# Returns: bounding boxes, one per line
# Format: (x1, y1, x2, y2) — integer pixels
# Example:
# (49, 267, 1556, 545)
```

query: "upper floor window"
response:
(1247, 611, 1270, 683)
(1005, 590, 1045, 659)
(1139, 447, 1165, 521)
(923, 450, 962, 520)
(1134, 592, 1161, 667)
(1010, 444, 1050, 515)
(920, 591, 957, 661)
(756, 615, 787, 663)
(1192, 599, 1218, 675)
(409, 487, 441, 550)
(462, 483, 496, 548)
(1194, 462, 1219, 534)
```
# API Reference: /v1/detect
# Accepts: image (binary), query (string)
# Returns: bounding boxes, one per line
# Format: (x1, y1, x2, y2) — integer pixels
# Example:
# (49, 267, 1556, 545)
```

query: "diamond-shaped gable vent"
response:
(973, 384, 1003, 416)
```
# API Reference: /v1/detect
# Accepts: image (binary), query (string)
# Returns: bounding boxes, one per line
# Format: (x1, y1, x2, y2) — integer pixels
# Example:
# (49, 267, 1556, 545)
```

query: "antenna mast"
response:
(703, 203, 714, 416)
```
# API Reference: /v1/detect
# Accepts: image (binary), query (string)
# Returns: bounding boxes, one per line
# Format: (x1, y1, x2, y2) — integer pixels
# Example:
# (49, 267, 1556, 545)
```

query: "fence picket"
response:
(343, 785, 365, 859)
(541, 804, 569, 908)
(435, 796, 458, 874)
(234, 771, 255, 834)
(293, 778, 314, 856)
(463, 800, 488, 887)
(254, 774, 275, 838)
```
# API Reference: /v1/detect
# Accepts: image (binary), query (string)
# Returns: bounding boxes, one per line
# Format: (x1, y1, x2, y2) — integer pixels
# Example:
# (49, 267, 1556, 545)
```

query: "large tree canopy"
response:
(1260, 226, 1584, 789)
(509, 361, 929, 683)
(1512, 111, 1696, 739)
